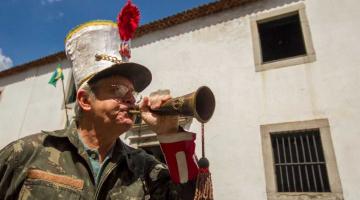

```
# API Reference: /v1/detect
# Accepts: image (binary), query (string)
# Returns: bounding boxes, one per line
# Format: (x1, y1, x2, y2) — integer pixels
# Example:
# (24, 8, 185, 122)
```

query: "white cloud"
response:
(0, 48, 13, 71)
(46, 11, 65, 21)
(58, 12, 64, 18)
(41, 0, 63, 5)
(48, 0, 63, 3)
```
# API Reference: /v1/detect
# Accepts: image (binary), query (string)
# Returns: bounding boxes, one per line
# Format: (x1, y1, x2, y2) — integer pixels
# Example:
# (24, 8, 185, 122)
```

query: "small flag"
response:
(48, 64, 64, 87)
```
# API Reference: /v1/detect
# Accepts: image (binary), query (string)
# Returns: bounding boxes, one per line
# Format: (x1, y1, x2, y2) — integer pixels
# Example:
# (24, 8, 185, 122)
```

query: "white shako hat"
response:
(65, 20, 152, 92)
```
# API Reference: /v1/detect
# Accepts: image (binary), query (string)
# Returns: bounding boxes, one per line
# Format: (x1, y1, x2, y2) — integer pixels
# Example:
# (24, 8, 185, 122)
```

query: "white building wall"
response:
(299, 1, 360, 198)
(0, 0, 359, 199)
(131, 0, 360, 199)
(0, 59, 72, 147)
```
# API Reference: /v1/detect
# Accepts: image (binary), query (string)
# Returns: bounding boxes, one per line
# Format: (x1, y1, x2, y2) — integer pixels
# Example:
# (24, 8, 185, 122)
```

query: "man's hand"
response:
(139, 90, 179, 135)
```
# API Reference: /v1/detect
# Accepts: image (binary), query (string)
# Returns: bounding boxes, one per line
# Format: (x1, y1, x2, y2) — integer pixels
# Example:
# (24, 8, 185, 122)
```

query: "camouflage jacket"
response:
(0, 123, 195, 200)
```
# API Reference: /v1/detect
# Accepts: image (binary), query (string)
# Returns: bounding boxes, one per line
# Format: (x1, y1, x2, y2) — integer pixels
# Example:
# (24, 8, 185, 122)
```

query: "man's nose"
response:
(122, 94, 136, 105)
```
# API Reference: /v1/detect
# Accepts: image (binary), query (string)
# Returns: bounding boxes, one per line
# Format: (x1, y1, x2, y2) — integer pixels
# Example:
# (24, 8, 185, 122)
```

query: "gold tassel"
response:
(194, 158, 214, 200)
(194, 123, 214, 200)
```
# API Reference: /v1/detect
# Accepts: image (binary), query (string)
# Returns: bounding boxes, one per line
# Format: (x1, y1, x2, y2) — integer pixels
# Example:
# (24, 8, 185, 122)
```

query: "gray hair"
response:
(74, 82, 95, 122)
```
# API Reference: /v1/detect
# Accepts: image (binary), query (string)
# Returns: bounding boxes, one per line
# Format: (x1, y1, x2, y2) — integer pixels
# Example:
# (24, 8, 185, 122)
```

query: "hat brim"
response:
(88, 62, 152, 92)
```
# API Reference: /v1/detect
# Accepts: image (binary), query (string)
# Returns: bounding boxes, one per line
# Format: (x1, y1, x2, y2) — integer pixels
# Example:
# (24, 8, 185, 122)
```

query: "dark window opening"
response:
(257, 12, 306, 63)
(0, 89, 3, 102)
(67, 82, 76, 104)
(270, 129, 330, 192)
(134, 115, 142, 125)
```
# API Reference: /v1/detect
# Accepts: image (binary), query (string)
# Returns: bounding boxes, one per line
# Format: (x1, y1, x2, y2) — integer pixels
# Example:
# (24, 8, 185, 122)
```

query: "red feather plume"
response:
(117, 0, 140, 41)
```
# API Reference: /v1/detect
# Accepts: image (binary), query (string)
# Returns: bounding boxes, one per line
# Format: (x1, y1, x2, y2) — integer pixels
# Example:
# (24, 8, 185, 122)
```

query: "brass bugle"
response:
(129, 86, 216, 123)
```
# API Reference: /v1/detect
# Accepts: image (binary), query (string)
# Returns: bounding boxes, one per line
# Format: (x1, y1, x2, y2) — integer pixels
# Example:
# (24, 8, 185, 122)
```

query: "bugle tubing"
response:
(129, 86, 216, 123)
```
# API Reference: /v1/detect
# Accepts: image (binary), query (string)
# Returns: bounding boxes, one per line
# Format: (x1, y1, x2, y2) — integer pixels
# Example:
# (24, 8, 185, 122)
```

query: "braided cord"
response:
(95, 54, 123, 64)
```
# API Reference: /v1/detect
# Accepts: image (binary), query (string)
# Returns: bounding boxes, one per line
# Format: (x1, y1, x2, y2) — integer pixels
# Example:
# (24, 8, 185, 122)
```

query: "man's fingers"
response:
(149, 89, 170, 107)
(140, 90, 180, 135)
(140, 97, 150, 112)
(150, 94, 171, 110)
(161, 95, 172, 102)
(140, 93, 172, 112)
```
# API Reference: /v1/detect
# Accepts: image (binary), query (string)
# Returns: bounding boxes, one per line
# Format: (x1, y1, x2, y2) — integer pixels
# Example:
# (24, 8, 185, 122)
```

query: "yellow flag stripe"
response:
(55, 67, 63, 80)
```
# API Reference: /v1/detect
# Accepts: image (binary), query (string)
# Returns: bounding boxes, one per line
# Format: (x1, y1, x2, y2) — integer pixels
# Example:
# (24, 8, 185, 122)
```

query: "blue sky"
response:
(0, 0, 216, 71)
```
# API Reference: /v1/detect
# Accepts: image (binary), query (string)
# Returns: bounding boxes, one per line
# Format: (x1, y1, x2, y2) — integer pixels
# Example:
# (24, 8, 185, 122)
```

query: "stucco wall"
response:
(131, 0, 360, 199)
(0, 59, 72, 147)
(0, 0, 359, 199)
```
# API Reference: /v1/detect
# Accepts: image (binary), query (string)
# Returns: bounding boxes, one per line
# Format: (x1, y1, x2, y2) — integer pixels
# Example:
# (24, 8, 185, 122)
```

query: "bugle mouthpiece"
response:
(128, 110, 141, 115)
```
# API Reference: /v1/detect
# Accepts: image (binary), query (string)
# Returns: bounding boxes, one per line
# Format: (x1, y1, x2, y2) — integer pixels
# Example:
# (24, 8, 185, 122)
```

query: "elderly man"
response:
(0, 21, 199, 199)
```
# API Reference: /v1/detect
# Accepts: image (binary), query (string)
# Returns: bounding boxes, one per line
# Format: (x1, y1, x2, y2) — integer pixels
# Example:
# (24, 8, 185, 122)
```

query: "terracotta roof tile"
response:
(0, 51, 66, 79)
(0, 0, 257, 79)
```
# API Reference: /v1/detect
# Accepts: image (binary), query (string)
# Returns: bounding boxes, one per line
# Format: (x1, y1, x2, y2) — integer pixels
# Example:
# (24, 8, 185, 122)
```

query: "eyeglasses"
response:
(94, 84, 138, 100)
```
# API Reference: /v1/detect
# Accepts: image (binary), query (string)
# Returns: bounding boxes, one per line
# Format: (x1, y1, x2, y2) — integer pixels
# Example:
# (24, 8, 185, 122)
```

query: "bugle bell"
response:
(129, 86, 216, 123)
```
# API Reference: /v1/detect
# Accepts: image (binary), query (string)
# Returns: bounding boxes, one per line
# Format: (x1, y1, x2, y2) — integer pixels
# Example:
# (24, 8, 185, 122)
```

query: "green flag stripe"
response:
(48, 65, 64, 87)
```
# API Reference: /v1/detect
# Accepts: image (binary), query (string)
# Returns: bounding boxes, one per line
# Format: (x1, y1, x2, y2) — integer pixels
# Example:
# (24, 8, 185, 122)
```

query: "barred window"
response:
(270, 129, 330, 192)
(126, 117, 192, 163)
(261, 119, 343, 200)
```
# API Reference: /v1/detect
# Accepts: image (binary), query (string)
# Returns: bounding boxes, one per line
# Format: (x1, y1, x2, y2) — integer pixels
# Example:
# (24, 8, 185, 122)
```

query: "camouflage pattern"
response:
(0, 122, 195, 200)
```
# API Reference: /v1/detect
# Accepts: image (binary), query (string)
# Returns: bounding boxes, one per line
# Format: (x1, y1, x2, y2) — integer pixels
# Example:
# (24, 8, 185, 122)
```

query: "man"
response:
(0, 21, 199, 199)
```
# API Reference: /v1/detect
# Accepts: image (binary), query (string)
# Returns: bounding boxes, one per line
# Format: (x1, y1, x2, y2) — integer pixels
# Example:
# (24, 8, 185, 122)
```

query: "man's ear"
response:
(77, 89, 92, 111)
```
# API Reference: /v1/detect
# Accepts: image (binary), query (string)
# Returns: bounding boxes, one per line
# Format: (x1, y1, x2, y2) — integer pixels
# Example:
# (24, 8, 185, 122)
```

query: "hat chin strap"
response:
(77, 73, 96, 90)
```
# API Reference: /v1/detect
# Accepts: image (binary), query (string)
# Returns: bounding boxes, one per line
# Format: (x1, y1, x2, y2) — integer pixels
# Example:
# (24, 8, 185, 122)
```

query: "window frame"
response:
(59, 72, 76, 124)
(0, 87, 4, 102)
(126, 117, 192, 148)
(65, 75, 76, 107)
(260, 119, 343, 200)
(250, 2, 316, 72)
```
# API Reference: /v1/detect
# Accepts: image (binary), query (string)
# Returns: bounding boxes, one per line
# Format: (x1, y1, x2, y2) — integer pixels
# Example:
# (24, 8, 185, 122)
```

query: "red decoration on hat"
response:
(120, 42, 131, 59)
(117, 0, 140, 41)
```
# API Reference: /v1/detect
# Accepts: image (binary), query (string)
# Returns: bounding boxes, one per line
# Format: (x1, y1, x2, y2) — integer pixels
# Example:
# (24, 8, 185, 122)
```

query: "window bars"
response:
(270, 129, 330, 192)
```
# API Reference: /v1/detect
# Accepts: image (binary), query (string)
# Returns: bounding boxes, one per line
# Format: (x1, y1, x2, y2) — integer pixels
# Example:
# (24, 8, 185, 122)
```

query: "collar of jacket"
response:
(42, 121, 146, 176)
(43, 121, 88, 159)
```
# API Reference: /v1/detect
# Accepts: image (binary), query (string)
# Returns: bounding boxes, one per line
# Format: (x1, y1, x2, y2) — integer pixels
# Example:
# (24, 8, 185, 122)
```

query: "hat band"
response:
(95, 54, 123, 64)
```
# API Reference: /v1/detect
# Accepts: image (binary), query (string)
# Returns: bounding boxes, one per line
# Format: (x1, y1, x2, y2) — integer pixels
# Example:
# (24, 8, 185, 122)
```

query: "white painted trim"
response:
(157, 132, 194, 143)
(176, 151, 188, 183)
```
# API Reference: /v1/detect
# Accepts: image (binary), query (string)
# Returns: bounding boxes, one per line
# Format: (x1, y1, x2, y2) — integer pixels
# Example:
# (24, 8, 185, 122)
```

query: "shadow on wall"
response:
(132, 0, 300, 48)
